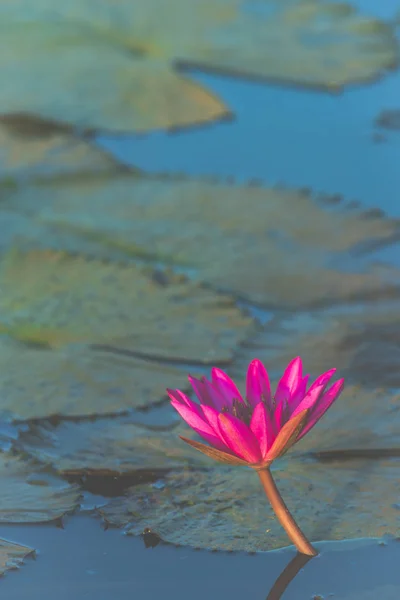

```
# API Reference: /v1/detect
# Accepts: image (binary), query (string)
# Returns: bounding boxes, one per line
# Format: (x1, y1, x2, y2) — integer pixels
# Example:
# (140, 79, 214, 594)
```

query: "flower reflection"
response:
(266, 551, 314, 600)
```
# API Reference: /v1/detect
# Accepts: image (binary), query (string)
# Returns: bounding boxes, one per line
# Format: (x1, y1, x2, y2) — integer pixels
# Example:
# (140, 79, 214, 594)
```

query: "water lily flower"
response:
(168, 356, 344, 556)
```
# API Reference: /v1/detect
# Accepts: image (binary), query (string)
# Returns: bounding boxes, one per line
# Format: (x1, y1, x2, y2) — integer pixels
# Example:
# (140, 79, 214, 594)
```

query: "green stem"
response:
(257, 468, 318, 556)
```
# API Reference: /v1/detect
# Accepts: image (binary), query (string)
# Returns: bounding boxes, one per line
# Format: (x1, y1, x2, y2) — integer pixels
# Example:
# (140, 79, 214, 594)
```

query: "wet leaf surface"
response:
(4, 175, 400, 309)
(15, 418, 209, 475)
(230, 302, 400, 389)
(0, 340, 194, 420)
(227, 306, 400, 456)
(0, 1, 396, 132)
(0, 453, 80, 523)
(0, 249, 251, 362)
(101, 458, 400, 552)
(0, 538, 34, 576)
(0, 19, 227, 133)
(0, 116, 122, 182)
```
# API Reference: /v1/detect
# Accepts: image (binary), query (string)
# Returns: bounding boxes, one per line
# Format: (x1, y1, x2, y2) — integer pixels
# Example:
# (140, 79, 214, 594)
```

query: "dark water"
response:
(1, 516, 399, 600)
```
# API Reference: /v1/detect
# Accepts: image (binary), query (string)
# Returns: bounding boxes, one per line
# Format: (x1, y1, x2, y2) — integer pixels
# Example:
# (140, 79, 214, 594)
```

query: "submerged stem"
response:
(257, 468, 318, 556)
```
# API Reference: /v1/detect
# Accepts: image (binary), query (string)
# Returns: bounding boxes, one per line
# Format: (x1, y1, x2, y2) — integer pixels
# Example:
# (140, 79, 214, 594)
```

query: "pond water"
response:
(1, 516, 399, 600)
(0, 0, 400, 598)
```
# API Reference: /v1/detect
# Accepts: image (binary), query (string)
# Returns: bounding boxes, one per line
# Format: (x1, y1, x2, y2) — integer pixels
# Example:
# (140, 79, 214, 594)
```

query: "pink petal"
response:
(211, 368, 244, 406)
(202, 378, 228, 411)
(188, 375, 215, 407)
(246, 359, 272, 407)
(250, 401, 275, 458)
(297, 379, 344, 440)
(265, 410, 309, 462)
(306, 369, 336, 397)
(167, 388, 203, 418)
(201, 405, 231, 450)
(274, 398, 288, 430)
(170, 400, 227, 450)
(218, 413, 262, 463)
(275, 357, 303, 404)
(287, 374, 310, 412)
(290, 370, 336, 419)
(167, 388, 193, 407)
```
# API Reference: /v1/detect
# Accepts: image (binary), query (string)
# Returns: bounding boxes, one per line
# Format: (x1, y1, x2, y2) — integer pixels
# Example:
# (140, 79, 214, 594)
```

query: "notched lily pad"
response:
(0, 538, 34, 576)
(0, 249, 252, 362)
(0, 1, 396, 132)
(6, 176, 400, 309)
(0, 339, 193, 420)
(0, 115, 122, 182)
(15, 418, 209, 475)
(0, 453, 80, 523)
(100, 458, 400, 552)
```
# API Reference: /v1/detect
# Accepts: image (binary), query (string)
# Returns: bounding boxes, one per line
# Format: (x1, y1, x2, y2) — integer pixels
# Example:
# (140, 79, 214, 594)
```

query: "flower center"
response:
(221, 398, 253, 426)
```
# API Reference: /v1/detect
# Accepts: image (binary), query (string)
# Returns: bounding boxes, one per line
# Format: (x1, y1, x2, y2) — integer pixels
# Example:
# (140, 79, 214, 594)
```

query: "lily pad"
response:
(0, 339, 195, 420)
(100, 458, 400, 552)
(231, 302, 400, 389)
(0, 21, 228, 133)
(0, 249, 252, 362)
(0, 453, 80, 523)
(0, 115, 122, 182)
(0, 0, 397, 132)
(0, 539, 34, 576)
(228, 306, 400, 456)
(7, 174, 400, 309)
(15, 419, 209, 475)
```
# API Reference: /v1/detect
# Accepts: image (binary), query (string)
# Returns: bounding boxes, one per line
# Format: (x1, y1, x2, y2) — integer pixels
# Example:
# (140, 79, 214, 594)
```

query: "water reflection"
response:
(0, 516, 399, 600)
(266, 552, 313, 600)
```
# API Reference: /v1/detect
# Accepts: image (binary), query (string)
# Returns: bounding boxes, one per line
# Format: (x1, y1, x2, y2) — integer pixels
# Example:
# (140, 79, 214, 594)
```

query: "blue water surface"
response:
(98, 0, 400, 216)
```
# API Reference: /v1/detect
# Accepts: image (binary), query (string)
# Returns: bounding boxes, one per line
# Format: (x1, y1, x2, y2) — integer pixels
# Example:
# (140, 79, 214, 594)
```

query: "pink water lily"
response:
(168, 357, 344, 468)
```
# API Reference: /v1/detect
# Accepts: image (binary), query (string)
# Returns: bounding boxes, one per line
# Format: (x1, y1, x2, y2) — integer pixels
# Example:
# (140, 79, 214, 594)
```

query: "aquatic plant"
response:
(168, 357, 344, 555)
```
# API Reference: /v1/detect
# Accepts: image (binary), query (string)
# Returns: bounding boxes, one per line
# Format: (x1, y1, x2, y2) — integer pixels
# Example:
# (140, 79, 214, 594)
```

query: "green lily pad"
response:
(15, 419, 209, 475)
(292, 385, 400, 457)
(232, 303, 400, 389)
(100, 458, 400, 552)
(0, 21, 227, 133)
(0, 249, 252, 362)
(0, 539, 34, 576)
(0, 115, 122, 182)
(228, 305, 400, 457)
(0, 339, 195, 420)
(0, 453, 80, 523)
(0, 0, 396, 132)
(7, 174, 400, 309)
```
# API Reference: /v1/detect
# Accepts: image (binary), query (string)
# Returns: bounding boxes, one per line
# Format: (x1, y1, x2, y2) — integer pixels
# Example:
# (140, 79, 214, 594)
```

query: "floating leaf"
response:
(0, 115, 122, 182)
(0, 453, 80, 523)
(227, 306, 400, 456)
(7, 175, 400, 309)
(0, 340, 195, 420)
(230, 302, 400, 389)
(0, 249, 252, 362)
(100, 458, 400, 552)
(15, 418, 209, 475)
(0, 0, 396, 132)
(0, 21, 227, 133)
(0, 539, 34, 576)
